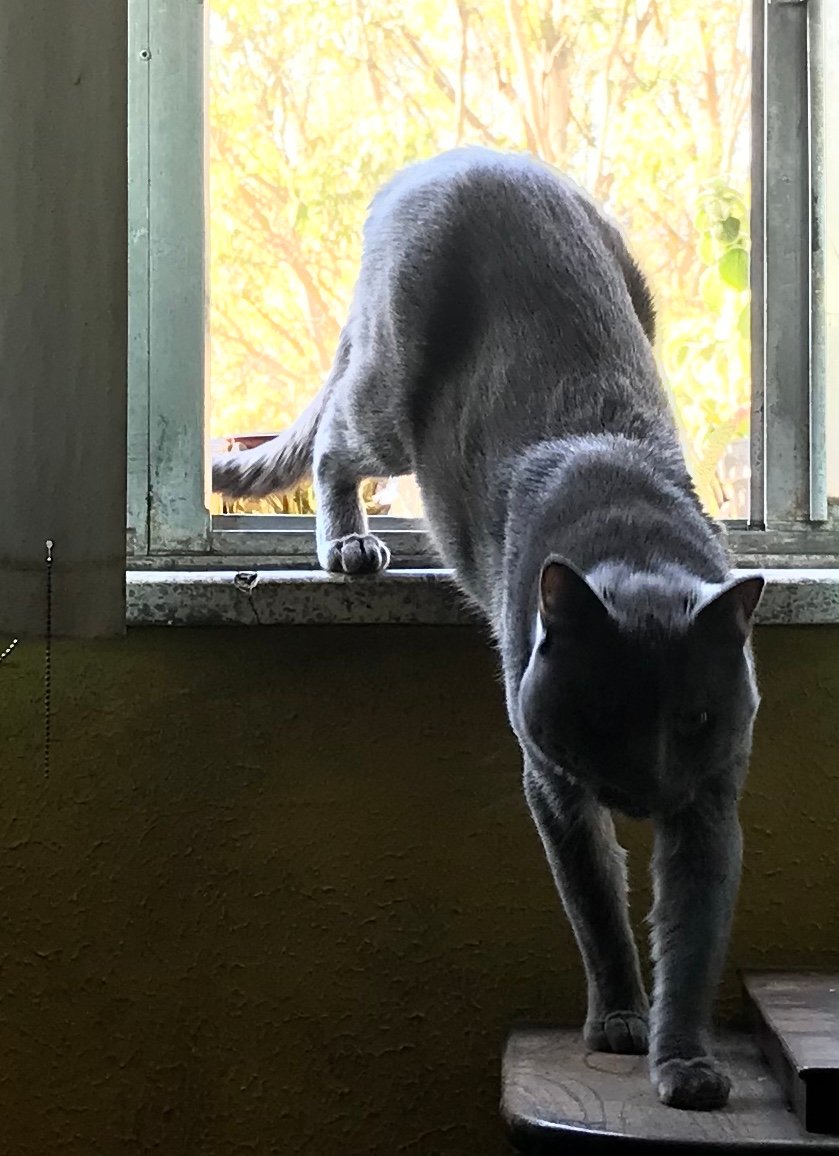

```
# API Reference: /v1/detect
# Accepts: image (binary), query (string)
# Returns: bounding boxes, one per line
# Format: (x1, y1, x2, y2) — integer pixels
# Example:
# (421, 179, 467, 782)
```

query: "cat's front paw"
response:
(653, 1056, 731, 1110)
(584, 1011, 649, 1055)
(322, 533, 391, 575)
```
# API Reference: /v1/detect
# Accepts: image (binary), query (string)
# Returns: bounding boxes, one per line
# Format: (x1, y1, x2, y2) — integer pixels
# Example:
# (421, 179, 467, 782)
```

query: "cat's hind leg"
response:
(523, 758, 650, 1055)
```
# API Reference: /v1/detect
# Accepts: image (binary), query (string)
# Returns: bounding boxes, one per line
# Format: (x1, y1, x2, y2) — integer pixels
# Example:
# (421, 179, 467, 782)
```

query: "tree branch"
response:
(455, 0, 469, 145)
(395, 25, 505, 146)
(503, 0, 547, 157)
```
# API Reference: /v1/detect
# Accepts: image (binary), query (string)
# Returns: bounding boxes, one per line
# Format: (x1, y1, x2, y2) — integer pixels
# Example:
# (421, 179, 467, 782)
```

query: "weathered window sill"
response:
(126, 568, 839, 627)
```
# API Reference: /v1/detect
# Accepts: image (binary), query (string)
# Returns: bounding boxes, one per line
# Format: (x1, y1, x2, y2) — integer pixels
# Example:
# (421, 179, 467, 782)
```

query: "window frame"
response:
(127, 0, 838, 572)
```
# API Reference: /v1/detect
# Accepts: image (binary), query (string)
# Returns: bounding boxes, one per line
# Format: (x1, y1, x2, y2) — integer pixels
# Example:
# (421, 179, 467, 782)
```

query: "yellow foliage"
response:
(209, 0, 752, 519)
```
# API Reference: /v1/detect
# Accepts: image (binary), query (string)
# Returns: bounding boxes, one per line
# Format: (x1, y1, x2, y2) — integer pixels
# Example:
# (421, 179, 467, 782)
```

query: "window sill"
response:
(125, 567, 839, 627)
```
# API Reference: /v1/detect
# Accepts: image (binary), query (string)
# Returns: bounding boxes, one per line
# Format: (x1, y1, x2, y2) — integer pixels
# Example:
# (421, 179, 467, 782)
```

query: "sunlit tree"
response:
(209, 0, 751, 517)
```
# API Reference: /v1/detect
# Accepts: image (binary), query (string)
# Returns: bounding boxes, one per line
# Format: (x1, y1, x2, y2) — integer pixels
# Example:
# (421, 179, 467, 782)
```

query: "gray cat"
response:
(213, 148, 763, 1110)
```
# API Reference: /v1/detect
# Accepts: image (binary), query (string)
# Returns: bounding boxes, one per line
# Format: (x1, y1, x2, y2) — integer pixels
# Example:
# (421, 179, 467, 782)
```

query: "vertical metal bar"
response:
(808, 0, 828, 521)
(127, 0, 151, 556)
(825, 0, 839, 504)
(201, 0, 211, 510)
(147, 0, 211, 553)
(763, 0, 812, 527)
(749, 0, 766, 529)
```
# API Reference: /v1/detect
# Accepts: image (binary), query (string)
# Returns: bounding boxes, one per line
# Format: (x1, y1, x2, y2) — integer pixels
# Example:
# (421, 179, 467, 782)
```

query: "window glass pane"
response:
(208, 0, 750, 520)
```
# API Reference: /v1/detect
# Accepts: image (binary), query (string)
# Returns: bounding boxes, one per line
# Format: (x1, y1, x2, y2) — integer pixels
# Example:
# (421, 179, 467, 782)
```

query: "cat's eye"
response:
(675, 710, 710, 738)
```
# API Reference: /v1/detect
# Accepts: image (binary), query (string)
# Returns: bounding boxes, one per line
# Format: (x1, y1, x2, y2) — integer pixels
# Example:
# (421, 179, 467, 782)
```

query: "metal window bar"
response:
(761, 0, 826, 528)
(808, 0, 828, 523)
(127, 0, 151, 557)
(749, 0, 766, 530)
(128, 0, 836, 569)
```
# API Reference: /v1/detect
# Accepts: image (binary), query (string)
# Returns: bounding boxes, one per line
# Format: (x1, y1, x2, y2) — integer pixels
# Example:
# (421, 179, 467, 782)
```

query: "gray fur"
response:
(213, 148, 764, 1109)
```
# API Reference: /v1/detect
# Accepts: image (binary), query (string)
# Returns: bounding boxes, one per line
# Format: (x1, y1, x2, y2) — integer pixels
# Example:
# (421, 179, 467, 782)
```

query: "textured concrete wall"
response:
(1, 626, 837, 1155)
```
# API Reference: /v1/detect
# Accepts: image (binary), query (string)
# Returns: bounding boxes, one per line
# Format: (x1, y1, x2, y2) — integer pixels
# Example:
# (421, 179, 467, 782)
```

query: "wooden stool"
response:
(502, 974, 839, 1153)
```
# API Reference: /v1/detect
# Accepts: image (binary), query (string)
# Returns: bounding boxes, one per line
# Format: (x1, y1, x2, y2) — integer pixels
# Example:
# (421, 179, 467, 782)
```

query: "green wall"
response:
(1, 626, 838, 1155)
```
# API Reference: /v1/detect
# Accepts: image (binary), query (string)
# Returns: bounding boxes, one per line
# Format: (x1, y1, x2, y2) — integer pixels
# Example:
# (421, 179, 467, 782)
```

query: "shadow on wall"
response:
(0, 624, 837, 1155)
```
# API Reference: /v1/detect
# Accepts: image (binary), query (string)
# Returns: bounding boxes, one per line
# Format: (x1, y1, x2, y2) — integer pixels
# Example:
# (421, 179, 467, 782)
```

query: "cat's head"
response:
(517, 557, 764, 818)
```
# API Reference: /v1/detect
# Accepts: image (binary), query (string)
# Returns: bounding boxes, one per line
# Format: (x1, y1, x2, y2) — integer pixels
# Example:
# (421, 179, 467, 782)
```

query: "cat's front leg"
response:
(523, 757, 649, 1055)
(649, 796, 743, 1110)
(313, 403, 391, 575)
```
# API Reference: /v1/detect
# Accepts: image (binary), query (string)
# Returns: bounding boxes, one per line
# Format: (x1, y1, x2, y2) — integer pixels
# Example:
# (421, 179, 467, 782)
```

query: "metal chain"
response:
(44, 539, 53, 777)
(0, 637, 19, 664)
(0, 543, 53, 777)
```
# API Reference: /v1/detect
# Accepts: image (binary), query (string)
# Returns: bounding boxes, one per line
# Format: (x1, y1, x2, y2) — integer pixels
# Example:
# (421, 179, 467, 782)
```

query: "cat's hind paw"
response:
(322, 533, 391, 575)
(654, 1056, 731, 1110)
(584, 1011, 649, 1055)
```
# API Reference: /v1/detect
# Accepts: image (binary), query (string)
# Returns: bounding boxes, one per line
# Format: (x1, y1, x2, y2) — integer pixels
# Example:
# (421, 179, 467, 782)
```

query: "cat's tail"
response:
(211, 391, 324, 499)
(212, 329, 355, 498)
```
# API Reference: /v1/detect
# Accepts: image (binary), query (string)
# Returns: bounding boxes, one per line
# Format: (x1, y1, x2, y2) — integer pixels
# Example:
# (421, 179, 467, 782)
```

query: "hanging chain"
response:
(44, 539, 53, 777)
(0, 637, 19, 665)
(0, 543, 53, 774)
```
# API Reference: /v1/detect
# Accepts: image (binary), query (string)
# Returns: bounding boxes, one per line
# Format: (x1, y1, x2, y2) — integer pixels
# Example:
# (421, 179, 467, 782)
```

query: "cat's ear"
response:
(539, 556, 610, 631)
(694, 574, 764, 644)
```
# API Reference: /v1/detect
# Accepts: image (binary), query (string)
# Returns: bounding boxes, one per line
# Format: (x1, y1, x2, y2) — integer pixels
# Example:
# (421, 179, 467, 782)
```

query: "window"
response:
(128, 0, 838, 571)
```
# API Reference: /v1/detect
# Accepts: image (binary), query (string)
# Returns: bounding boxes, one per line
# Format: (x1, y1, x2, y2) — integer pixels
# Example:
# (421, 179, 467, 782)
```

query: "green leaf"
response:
(718, 246, 749, 291)
(719, 216, 740, 243)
